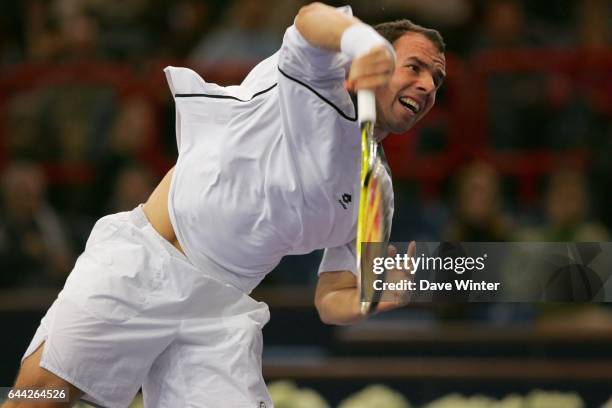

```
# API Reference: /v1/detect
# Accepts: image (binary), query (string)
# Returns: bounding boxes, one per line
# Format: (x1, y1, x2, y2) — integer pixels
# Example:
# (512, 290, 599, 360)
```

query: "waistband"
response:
(129, 204, 189, 262)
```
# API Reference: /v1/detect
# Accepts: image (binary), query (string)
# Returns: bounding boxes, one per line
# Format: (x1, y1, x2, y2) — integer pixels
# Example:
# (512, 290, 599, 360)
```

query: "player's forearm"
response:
(294, 3, 359, 52)
(315, 286, 365, 326)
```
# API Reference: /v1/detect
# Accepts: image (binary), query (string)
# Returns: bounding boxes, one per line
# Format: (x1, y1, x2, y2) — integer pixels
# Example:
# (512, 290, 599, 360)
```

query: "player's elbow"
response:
(315, 271, 362, 325)
(316, 303, 343, 326)
(296, 2, 325, 20)
(295, 3, 325, 35)
(314, 297, 336, 326)
(314, 291, 360, 326)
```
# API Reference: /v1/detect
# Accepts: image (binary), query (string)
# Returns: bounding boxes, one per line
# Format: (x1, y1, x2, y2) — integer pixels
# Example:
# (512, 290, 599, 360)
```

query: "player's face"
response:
(375, 32, 446, 135)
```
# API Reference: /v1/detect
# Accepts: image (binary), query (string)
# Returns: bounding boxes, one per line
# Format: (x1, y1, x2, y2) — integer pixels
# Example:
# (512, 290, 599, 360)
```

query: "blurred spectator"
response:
(471, 0, 550, 51)
(7, 86, 115, 162)
(154, 0, 213, 59)
(107, 165, 155, 213)
(190, 0, 283, 63)
(23, 0, 102, 62)
(0, 162, 73, 288)
(445, 161, 513, 241)
(574, 0, 611, 50)
(21, 1, 57, 62)
(0, 2, 26, 65)
(90, 96, 155, 214)
(472, 0, 556, 150)
(484, 67, 606, 151)
(6, 90, 55, 160)
(107, 96, 154, 156)
(473, 0, 527, 49)
(56, 0, 150, 61)
(540, 73, 605, 150)
(59, 10, 100, 60)
(519, 168, 610, 241)
(469, 0, 608, 152)
(23, 1, 64, 62)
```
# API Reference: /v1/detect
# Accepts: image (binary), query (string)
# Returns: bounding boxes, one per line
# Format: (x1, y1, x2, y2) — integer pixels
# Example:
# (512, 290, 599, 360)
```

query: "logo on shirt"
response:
(338, 193, 352, 210)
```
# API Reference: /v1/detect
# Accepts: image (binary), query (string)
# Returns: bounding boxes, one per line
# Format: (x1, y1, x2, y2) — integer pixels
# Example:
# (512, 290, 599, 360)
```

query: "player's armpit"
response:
(315, 270, 364, 326)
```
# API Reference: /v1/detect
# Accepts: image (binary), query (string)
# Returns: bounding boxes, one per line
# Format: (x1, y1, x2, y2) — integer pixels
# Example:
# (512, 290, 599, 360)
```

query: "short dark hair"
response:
(374, 19, 445, 53)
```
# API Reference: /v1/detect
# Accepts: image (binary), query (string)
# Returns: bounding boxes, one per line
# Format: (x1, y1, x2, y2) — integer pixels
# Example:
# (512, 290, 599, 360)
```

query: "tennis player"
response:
(6, 3, 445, 407)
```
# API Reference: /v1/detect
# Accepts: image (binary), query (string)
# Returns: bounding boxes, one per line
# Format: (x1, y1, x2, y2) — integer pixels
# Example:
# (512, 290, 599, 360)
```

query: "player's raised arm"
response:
(294, 3, 359, 51)
(294, 2, 396, 91)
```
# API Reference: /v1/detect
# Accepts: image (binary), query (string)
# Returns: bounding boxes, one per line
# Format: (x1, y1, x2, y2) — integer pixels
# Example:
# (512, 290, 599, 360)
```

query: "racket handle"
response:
(357, 89, 376, 124)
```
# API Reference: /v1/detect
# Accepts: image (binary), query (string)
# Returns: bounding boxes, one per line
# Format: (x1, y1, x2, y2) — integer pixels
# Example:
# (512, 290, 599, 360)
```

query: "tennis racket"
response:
(356, 89, 393, 315)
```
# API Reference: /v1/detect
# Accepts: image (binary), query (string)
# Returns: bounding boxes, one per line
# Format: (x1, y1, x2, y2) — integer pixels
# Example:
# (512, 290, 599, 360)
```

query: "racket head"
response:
(357, 123, 392, 315)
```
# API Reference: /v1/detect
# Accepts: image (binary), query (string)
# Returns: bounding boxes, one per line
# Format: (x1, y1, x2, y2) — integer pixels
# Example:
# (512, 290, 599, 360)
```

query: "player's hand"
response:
(374, 241, 416, 313)
(345, 45, 395, 92)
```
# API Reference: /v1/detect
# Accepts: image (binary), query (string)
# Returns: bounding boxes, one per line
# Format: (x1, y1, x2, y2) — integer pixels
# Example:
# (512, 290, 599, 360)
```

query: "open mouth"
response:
(399, 96, 421, 114)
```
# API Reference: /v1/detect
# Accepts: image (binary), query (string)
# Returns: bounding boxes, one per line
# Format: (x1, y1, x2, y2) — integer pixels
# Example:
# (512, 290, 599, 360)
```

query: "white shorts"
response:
(22, 206, 273, 408)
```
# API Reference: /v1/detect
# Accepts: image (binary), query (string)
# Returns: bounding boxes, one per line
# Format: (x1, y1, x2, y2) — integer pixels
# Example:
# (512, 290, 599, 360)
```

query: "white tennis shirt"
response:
(164, 23, 394, 293)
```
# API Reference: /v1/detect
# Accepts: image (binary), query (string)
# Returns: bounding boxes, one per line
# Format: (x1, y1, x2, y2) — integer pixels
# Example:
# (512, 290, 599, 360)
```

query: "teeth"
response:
(399, 97, 420, 113)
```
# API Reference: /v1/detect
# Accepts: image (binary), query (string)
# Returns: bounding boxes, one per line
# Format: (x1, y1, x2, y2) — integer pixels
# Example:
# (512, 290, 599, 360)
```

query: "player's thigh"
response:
(144, 308, 272, 408)
(5, 342, 82, 408)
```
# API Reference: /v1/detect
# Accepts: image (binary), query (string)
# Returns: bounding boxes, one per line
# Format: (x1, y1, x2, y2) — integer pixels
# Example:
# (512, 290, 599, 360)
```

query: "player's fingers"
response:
(349, 59, 394, 79)
(351, 73, 392, 91)
(348, 60, 393, 83)
(406, 241, 417, 272)
(375, 291, 408, 313)
(352, 46, 393, 65)
(348, 47, 394, 90)
(367, 47, 395, 75)
(375, 300, 399, 313)
(387, 244, 397, 257)
(408, 241, 416, 257)
(346, 71, 392, 92)
(363, 45, 396, 69)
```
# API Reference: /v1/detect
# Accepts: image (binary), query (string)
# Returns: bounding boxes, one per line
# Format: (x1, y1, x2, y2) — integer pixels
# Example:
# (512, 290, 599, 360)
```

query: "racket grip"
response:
(357, 89, 376, 124)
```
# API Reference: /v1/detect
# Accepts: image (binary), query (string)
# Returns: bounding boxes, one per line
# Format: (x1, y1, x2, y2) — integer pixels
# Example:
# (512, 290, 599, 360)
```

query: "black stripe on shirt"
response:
(174, 83, 278, 102)
(277, 67, 357, 122)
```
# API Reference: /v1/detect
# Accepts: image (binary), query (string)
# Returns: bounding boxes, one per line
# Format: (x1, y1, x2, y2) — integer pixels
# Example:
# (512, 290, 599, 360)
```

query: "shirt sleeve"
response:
(318, 239, 357, 277)
(278, 7, 352, 83)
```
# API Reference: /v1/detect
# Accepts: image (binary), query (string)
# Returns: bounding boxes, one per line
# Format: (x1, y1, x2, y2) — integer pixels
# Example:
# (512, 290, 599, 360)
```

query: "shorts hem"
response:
(38, 359, 126, 408)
